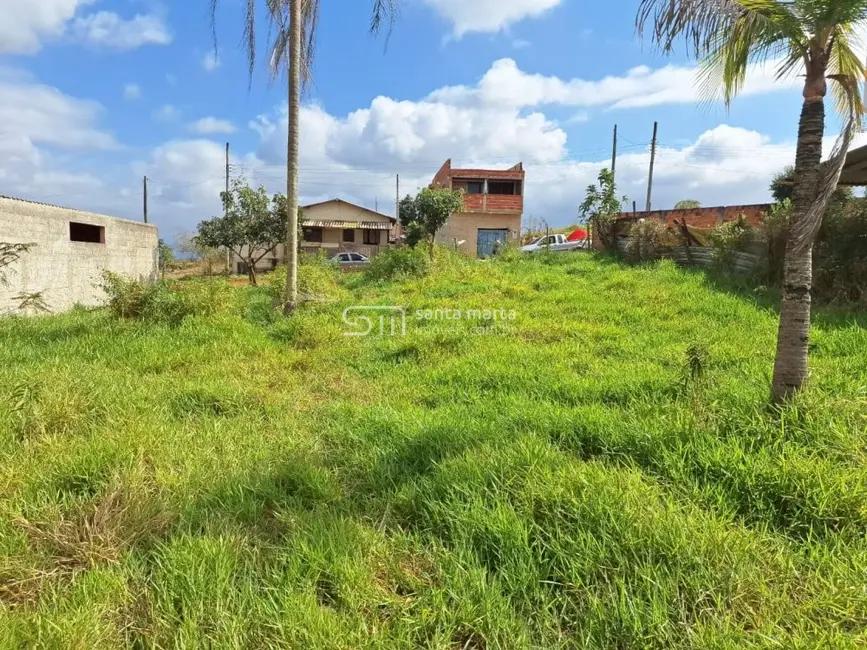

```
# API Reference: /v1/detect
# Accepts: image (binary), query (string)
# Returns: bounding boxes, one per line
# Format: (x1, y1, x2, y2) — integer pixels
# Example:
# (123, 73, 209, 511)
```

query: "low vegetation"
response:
(1, 252, 865, 647)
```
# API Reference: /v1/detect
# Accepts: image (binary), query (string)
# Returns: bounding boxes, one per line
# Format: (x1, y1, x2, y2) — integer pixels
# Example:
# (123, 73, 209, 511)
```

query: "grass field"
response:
(1, 252, 866, 648)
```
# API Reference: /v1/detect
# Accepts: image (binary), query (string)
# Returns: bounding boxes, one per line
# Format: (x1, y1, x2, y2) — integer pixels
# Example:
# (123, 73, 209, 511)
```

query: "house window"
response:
(454, 180, 484, 194)
(303, 227, 323, 243)
(237, 262, 247, 275)
(363, 229, 380, 245)
(342, 229, 355, 243)
(69, 222, 105, 243)
(488, 181, 519, 195)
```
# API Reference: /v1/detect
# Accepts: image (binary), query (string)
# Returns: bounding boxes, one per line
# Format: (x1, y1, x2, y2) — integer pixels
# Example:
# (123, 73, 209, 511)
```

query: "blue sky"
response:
(0, 0, 860, 241)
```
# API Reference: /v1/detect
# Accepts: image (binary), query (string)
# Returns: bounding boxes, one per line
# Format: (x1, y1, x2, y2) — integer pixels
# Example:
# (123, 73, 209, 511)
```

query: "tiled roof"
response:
(303, 219, 392, 230)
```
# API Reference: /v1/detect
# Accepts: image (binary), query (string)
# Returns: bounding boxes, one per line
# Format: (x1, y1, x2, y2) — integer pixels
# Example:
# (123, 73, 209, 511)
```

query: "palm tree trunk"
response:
(282, 0, 302, 316)
(771, 94, 825, 401)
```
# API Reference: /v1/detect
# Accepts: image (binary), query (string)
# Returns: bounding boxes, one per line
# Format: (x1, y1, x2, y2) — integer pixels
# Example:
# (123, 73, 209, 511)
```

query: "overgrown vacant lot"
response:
(1, 253, 866, 648)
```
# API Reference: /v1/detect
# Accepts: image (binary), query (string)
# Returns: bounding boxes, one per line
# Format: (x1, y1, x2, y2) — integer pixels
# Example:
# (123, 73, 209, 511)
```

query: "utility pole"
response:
(611, 124, 618, 176)
(395, 174, 400, 238)
(645, 121, 658, 212)
(143, 176, 148, 223)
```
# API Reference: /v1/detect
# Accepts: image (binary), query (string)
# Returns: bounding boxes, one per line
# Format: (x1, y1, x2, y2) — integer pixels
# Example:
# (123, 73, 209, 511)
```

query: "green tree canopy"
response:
(674, 199, 701, 210)
(195, 179, 286, 285)
(579, 168, 626, 253)
(400, 187, 464, 257)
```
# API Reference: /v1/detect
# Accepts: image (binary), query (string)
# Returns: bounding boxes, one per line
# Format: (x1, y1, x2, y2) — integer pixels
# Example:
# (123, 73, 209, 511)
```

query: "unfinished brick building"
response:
(431, 159, 524, 258)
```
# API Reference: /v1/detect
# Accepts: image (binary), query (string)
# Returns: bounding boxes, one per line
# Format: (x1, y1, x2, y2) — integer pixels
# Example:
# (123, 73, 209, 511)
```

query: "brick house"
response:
(431, 159, 524, 258)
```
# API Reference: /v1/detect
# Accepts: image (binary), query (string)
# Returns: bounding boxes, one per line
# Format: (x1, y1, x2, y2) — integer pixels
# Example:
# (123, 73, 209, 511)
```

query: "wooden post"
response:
(611, 124, 618, 176)
(143, 176, 148, 223)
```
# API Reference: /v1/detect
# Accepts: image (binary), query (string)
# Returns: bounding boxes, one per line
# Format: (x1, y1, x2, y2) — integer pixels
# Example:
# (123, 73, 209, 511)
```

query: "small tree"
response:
(579, 168, 626, 253)
(195, 179, 286, 286)
(400, 187, 464, 258)
(398, 194, 425, 248)
(674, 199, 701, 210)
(158, 239, 174, 277)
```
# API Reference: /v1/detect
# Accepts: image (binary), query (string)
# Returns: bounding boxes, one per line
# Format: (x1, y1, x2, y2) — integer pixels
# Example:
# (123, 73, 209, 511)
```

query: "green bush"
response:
(364, 246, 430, 281)
(261, 253, 344, 300)
(99, 272, 236, 324)
(815, 201, 867, 303)
(710, 215, 757, 272)
(625, 219, 669, 262)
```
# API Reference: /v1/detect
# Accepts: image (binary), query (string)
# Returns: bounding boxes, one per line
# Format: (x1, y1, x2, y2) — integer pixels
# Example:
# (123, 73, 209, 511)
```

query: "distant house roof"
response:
(301, 198, 396, 223)
(303, 220, 392, 230)
(839, 144, 867, 185)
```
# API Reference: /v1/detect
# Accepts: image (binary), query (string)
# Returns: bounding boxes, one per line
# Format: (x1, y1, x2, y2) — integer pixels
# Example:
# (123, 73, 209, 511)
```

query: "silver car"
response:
(330, 252, 370, 266)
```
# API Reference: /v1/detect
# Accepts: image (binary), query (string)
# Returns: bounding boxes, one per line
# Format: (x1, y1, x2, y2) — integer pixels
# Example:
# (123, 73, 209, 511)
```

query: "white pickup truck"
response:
(520, 233, 589, 253)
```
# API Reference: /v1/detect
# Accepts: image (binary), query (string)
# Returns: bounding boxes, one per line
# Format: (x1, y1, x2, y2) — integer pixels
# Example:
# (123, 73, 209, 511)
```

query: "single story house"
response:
(234, 198, 396, 274)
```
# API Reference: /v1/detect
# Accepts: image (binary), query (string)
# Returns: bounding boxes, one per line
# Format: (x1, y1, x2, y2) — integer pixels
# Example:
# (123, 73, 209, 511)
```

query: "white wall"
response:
(0, 197, 158, 314)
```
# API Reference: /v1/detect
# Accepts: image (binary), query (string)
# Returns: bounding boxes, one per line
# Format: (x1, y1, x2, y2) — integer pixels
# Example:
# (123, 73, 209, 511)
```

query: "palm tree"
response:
(637, 0, 865, 401)
(210, 0, 398, 314)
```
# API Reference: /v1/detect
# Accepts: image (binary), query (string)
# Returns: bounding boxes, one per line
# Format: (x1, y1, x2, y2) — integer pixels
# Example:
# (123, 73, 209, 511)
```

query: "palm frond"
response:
(370, 0, 400, 37)
(637, 0, 803, 57)
(265, 0, 319, 90)
(790, 95, 859, 255)
(686, 0, 805, 106)
(245, 0, 257, 84)
(826, 24, 865, 125)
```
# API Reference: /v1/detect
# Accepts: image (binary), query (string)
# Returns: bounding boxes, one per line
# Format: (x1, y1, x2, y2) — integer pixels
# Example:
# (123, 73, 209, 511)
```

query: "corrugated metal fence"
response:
(616, 238, 764, 274)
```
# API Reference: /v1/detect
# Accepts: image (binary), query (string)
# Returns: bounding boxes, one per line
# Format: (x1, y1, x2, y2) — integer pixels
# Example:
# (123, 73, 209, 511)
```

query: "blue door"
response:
(477, 229, 509, 258)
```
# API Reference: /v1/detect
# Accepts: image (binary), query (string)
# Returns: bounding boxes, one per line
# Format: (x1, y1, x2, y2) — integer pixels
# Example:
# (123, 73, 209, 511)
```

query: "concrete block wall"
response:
(0, 197, 158, 314)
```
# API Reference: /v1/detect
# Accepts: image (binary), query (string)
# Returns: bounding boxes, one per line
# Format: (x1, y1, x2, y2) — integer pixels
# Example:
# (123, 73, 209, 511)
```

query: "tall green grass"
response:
(0, 253, 865, 648)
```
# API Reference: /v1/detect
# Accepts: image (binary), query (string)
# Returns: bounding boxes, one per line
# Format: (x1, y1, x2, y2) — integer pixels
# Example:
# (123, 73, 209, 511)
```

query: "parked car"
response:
(521, 233, 588, 253)
(330, 252, 370, 266)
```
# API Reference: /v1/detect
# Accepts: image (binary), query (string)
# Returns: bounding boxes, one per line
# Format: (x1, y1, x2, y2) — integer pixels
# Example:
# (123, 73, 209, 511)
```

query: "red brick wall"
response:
(617, 204, 771, 229)
(485, 195, 523, 212)
(431, 159, 452, 188)
(459, 194, 523, 213)
(462, 194, 484, 210)
(451, 169, 525, 181)
(430, 160, 525, 216)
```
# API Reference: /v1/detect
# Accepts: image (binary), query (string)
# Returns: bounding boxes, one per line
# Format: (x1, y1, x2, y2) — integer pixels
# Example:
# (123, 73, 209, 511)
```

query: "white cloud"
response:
(430, 58, 800, 110)
(202, 51, 221, 72)
(153, 104, 180, 122)
(71, 10, 172, 50)
(123, 83, 141, 101)
(1, 54, 856, 243)
(0, 68, 116, 150)
(0, 0, 93, 54)
(423, 0, 562, 36)
(188, 117, 236, 135)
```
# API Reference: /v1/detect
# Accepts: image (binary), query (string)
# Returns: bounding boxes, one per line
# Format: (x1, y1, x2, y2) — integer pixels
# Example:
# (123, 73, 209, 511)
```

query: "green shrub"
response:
(815, 201, 867, 303)
(364, 246, 430, 282)
(261, 253, 344, 301)
(99, 273, 236, 324)
(710, 216, 757, 272)
(625, 219, 669, 262)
